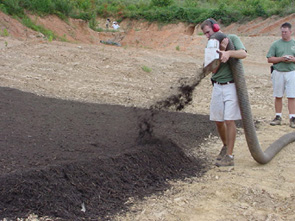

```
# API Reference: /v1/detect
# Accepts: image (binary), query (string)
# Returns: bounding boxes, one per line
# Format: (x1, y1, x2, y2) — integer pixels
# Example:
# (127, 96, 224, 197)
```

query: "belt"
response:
(212, 80, 234, 85)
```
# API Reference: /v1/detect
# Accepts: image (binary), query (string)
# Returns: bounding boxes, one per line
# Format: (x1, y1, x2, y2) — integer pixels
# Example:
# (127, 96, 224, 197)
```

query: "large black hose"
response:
(210, 32, 295, 164)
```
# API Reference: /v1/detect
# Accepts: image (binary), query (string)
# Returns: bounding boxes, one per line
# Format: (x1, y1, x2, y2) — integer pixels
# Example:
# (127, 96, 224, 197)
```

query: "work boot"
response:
(290, 117, 295, 128)
(216, 145, 227, 161)
(215, 155, 234, 167)
(270, 115, 282, 126)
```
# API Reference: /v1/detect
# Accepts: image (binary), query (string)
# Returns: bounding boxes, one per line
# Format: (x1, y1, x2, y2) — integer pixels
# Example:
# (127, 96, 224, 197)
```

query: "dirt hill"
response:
(2, 11, 295, 49)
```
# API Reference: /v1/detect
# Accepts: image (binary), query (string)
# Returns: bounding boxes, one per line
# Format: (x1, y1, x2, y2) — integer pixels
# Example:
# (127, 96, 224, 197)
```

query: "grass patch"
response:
(0, 28, 9, 37)
(142, 65, 152, 73)
(21, 17, 59, 41)
(21, 16, 67, 42)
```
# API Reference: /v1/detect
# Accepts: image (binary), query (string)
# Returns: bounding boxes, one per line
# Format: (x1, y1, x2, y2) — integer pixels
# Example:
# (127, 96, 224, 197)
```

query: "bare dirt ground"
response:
(1, 11, 295, 220)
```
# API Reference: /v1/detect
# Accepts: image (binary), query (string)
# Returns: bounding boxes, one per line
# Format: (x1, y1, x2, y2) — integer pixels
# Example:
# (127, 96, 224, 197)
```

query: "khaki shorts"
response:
(272, 70, 295, 98)
(210, 83, 241, 121)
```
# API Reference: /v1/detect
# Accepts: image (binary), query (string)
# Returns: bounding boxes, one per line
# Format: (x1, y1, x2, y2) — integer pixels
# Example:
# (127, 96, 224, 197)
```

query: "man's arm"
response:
(218, 49, 247, 63)
(268, 56, 293, 64)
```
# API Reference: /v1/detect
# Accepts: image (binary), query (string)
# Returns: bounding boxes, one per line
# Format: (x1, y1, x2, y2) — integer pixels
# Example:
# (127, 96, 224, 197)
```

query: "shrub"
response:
(150, 0, 174, 7)
(54, 0, 73, 16)
(22, 0, 55, 15)
(1, 0, 24, 17)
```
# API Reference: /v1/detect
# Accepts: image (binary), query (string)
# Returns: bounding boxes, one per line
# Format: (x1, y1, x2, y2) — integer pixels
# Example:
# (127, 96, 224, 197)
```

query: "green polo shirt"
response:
(266, 39, 295, 72)
(211, 34, 246, 83)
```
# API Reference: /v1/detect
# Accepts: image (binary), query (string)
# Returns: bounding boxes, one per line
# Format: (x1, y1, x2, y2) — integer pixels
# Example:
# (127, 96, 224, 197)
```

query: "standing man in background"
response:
(267, 22, 295, 128)
(201, 18, 247, 167)
(106, 18, 111, 29)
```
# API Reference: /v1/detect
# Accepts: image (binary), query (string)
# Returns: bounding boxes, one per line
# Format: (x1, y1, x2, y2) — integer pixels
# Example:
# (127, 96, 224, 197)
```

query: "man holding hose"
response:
(201, 18, 247, 166)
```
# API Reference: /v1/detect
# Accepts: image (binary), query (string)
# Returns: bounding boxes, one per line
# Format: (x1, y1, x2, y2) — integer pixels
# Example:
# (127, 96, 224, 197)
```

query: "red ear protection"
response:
(208, 19, 220, 32)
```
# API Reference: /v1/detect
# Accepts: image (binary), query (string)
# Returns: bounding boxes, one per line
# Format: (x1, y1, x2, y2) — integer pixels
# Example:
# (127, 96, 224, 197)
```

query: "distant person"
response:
(112, 21, 120, 30)
(201, 18, 247, 167)
(266, 22, 295, 128)
(106, 18, 111, 29)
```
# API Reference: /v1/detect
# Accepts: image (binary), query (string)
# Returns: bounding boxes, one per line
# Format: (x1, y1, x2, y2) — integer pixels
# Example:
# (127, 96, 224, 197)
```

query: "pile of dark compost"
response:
(0, 87, 216, 220)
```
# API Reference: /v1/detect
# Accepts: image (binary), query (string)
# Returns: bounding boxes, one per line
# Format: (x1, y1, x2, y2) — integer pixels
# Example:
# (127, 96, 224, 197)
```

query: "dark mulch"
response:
(0, 87, 216, 220)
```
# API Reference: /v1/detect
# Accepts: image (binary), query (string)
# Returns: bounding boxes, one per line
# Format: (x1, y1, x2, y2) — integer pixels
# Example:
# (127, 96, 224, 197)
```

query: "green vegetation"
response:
(0, 0, 294, 29)
(142, 65, 152, 73)
(22, 17, 57, 40)
(0, 28, 9, 36)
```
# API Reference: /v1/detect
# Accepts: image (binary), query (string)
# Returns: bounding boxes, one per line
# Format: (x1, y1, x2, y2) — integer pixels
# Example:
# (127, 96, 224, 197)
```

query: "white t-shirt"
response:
(112, 24, 120, 30)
